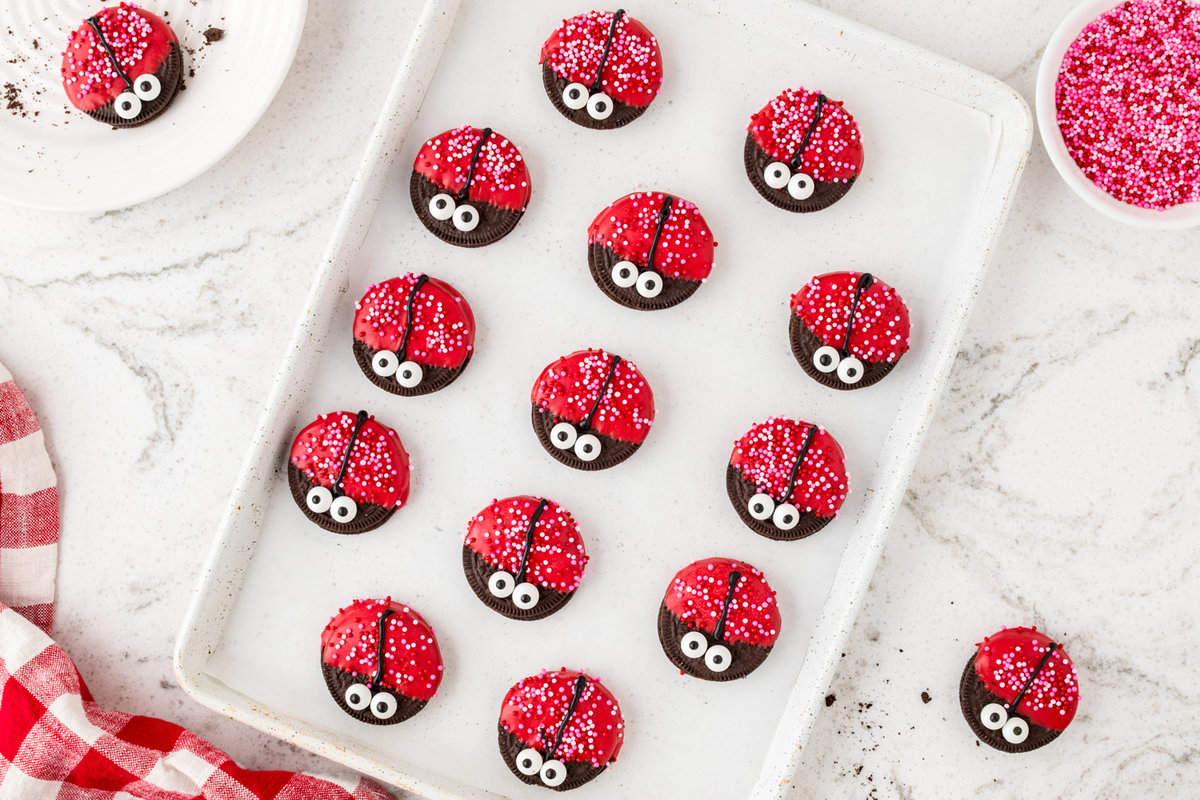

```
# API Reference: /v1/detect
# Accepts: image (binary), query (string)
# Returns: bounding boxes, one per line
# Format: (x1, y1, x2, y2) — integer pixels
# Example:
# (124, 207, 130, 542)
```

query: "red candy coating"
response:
(730, 417, 848, 519)
(413, 126, 531, 212)
(973, 627, 1079, 732)
(353, 274, 475, 369)
(588, 192, 715, 281)
(540, 10, 662, 108)
(662, 558, 781, 648)
(748, 88, 864, 183)
(791, 271, 911, 364)
(531, 349, 654, 445)
(289, 412, 410, 509)
(465, 496, 587, 593)
(500, 668, 624, 767)
(61, 4, 176, 112)
(320, 597, 443, 702)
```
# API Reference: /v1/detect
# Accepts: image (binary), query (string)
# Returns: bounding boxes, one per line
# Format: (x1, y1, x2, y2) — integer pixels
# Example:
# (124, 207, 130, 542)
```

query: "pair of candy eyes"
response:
(549, 422, 602, 462)
(487, 571, 540, 610)
(371, 351, 423, 388)
(427, 194, 480, 232)
(113, 74, 162, 120)
(561, 82, 614, 120)
(979, 703, 1030, 744)
(762, 162, 816, 200)
(343, 684, 399, 720)
(746, 493, 801, 531)
(811, 346, 864, 384)
(610, 261, 662, 298)
(306, 487, 358, 523)
(679, 630, 733, 673)
(515, 749, 567, 787)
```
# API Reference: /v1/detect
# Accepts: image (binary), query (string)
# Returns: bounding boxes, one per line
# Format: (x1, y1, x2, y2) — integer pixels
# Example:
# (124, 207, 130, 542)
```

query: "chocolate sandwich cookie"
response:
(287, 410, 410, 534)
(658, 557, 780, 681)
(463, 496, 587, 621)
(353, 274, 475, 396)
(960, 626, 1080, 753)
(745, 87, 863, 212)
(499, 668, 624, 791)
(411, 125, 532, 247)
(530, 348, 654, 471)
(320, 597, 443, 725)
(61, 4, 184, 128)
(791, 271, 911, 390)
(587, 191, 715, 310)
(540, 9, 663, 130)
(727, 417, 848, 540)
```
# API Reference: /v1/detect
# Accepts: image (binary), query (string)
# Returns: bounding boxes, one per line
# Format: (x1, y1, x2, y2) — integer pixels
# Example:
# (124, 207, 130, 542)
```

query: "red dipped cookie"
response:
(540, 9, 663, 130)
(587, 191, 716, 310)
(411, 125, 531, 247)
(657, 557, 781, 682)
(463, 496, 587, 621)
(61, 4, 183, 128)
(320, 597, 443, 725)
(530, 348, 655, 471)
(288, 410, 410, 534)
(745, 87, 864, 212)
(727, 417, 849, 540)
(499, 668, 624, 791)
(353, 274, 475, 396)
(959, 626, 1080, 753)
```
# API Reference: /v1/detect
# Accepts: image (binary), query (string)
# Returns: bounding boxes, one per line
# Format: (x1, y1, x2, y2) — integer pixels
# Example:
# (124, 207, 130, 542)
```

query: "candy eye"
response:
(428, 193, 456, 221)
(635, 271, 663, 299)
(395, 360, 423, 388)
(680, 631, 708, 659)
(113, 91, 142, 120)
(837, 356, 864, 385)
(812, 345, 840, 373)
(787, 172, 815, 200)
(704, 644, 732, 672)
(574, 433, 601, 462)
(487, 570, 515, 598)
(132, 73, 161, 101)
(512, 582, 540, 610)
(549, 421, 577, 450)
(979, 702, 1007, 731)
(370, 692, 398, 720)
(371, 350, 399, 377)
(763, 161, 791, 189)
(343, 683, 371, 711)
(586, 92, 613, 120)
(611, 260, 638, 288)
(561, 82, 589, 110)
(539, 759, 567, 787)
(1002, 716, 1029, 744)
(452, 204, 480, 232)
(515, 748, 543, 776)
(330, 496, 358, 523)
(747, 493, 775, 521)
(306, 486, 333, 513)
(772, 502, 800, 531)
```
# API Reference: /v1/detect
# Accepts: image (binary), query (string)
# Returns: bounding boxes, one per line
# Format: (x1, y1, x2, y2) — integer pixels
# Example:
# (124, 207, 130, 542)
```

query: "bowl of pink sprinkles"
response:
(1037, 0, 1200, 228)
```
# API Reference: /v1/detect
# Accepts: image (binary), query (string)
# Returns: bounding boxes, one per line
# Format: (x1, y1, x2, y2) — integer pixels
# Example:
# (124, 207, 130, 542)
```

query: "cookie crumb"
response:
(202, 26, 224, 44)
(825, 693, 837, 707)
(920, 691, 931, 704)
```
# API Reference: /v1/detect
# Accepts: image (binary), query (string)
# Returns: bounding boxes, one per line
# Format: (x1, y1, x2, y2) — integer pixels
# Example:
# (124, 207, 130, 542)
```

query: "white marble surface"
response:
(1, 1, 1197, 798)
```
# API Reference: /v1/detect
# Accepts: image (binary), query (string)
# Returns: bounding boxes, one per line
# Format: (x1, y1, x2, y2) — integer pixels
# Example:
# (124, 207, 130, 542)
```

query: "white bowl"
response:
(1036, 0, 1200, 229)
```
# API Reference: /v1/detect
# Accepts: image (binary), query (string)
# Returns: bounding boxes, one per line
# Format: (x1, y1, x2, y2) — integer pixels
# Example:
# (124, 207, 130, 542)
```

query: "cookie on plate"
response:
(61, 3, 183, 127)
(657, 557, 780, 681)
(353, 273, 475, 396)
(463, 495, 587, 621)
(531, 348, 654, 471)
(727, 417, 848, 540)
(540, 9, 663, 129)
(745, 87, 863, 212)
(959, 626, 1079, 753)
(410, 125, 531, 247)
(287, 410, 410, 534)
(499, 668, 624, 791)
(790, 271, 910, 390)
(587, 191, 715, 310)
(320, 597, 443, 725)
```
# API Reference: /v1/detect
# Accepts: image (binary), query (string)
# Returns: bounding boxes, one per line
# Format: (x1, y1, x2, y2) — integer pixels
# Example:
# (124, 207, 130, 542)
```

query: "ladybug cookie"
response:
(727, 417, 849, 540)
(960, 626, 1080, 753)
(463, 496, 587, 621)
(587, 191, 715, 310)
(540, 9, 663, 130)
(61, 4, 183, 128)
(745, 87, 864, 212)
(320, 597, 443, 725)
(410, 125, 532, 247)
(791, 271, 911, 390)
(353, 274, 475, 396)
(530, 348, 655, 471)
(499, 668, 624, 791)
(287, 410, 410, 534)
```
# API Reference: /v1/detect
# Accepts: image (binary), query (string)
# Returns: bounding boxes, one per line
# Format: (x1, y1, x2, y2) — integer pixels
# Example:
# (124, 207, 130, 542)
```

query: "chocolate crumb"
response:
(202, 27, 224, 44)
(825, 693, 836, 707)
(31, 38, 39, 50)
(920, 691, 932, 704)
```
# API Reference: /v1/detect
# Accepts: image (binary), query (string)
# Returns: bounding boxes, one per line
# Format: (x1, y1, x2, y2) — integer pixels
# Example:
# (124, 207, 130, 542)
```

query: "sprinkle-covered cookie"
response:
(744, 87, 864, 212)
(530, 348, 655, 471)
(463, 496, 588, 621)
(287, 410, 410, 534)
(353, 274, 476, 396)
(60, 3, 183, 128)
(320, 597, 443, 725)
(540, 9, 663, 130)
(410, 125, 532, 247)
(727, 417, 849, 540)
(499, 668, 624, 791)
(657, 557, 781, 681)
(790, 271, 911, 390)
(959, 626, 1080, 753)
(587, 191, 715, 310)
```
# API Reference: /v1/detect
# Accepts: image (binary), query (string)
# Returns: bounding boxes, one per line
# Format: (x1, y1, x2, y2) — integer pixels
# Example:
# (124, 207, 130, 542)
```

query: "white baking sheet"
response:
(176, 2, 1031, 798)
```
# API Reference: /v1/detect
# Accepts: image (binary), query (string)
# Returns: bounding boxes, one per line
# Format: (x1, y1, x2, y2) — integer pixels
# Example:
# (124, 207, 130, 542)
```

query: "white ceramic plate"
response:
(0, 0, 306, 213)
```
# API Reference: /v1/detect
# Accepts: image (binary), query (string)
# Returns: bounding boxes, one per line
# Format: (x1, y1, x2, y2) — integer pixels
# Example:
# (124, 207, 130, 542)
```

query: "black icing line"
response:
(548, 674, 589, 760)
(86, 16, 134, 90)
(396, 274, 430, 361)
(789, 92, 827, 171)
(457, 128, 493, 203)
(331, 410, 370, 497)
(579, 354, 622, 431)
(1006, 641, 1059, 716)
(369, 608, 396, 691)
(643, 195, 674, 273)
(713, 570, 742, 643)
(781, 424, 819, 503)
(590, 9, 627, 94)
(839, 273, 875, 357)
(514, 498, 550, 583)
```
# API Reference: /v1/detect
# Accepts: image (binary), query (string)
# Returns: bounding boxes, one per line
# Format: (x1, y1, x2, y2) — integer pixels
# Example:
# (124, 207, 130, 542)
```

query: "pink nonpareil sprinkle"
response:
(1055, 0, 1200, 210)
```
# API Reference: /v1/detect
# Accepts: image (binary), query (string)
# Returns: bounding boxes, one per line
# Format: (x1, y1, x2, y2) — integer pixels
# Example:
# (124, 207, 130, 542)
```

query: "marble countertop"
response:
(1, 1, 1197, 797)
